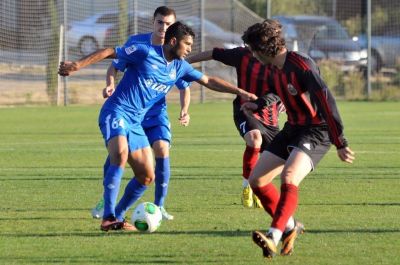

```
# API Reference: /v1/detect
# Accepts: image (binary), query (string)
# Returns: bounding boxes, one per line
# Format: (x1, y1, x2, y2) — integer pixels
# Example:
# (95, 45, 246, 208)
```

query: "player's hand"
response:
(238, 89, 257, 101)
(102, 86, 115, 98)
(179, 112, 190, 127)
(58, 61, 79, 76)
(337, 147, 355, 163)
(240, 102, 258, 116)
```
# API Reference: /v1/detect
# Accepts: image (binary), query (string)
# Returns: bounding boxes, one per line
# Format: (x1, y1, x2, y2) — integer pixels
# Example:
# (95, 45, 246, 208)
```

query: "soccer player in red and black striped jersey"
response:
(187, 47, 283, 209)
(241, 19, 355, 259)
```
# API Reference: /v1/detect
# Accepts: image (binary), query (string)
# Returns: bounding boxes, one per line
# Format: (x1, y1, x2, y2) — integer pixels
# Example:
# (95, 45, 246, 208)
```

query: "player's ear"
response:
(169, 37, 177, 46)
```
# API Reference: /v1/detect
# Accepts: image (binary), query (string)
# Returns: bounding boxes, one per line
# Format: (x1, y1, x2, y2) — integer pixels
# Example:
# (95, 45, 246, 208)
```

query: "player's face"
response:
(153, 14, 176, 41)
(248, 46, 271, 65)
(171, 35, 193, 59)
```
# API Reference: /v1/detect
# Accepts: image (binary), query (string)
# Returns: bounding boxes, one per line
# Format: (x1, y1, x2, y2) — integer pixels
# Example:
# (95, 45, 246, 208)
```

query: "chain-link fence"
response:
(0, 0, 399, 105)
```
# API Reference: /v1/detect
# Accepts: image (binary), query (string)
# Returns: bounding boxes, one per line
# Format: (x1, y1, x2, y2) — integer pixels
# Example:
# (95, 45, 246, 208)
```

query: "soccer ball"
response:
(131, 202, 162, 233)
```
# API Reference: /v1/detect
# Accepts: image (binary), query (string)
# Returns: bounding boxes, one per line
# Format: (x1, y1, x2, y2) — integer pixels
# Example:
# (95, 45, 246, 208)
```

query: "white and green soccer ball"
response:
(131, 202, 162, 233)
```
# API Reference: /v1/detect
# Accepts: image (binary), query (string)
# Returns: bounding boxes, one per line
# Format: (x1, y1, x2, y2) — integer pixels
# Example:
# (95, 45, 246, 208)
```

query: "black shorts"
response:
(234, 110, 279, 151)
(266, 122, 331, 169)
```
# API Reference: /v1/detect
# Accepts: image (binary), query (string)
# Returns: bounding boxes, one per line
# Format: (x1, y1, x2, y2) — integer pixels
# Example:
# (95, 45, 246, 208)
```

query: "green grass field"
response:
(0, 101, 399, 264)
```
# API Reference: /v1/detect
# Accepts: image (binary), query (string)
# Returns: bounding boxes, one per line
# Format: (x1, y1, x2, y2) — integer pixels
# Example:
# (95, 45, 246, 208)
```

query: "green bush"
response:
(318, 60, 366, 100)
(343, 70, 366, 100)
(318, 60, 345, 97)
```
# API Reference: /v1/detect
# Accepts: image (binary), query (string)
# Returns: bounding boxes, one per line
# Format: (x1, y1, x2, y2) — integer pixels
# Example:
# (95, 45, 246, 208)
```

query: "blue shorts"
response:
(99, 109, 150, 152)
(142, 109, 171, 145)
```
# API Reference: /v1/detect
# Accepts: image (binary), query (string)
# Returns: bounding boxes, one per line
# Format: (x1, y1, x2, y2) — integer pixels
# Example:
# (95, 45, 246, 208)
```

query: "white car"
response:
(67, 11, 150, 56)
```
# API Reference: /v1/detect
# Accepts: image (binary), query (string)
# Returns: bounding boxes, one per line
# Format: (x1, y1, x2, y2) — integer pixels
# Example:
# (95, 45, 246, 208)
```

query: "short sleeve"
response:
(115, 44, 149, 65)
(175, 79, 191, 90)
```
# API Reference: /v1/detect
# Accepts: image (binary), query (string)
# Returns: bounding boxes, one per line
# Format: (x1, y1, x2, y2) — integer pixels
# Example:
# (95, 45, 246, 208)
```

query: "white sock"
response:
(268, 227, 283, 245)
(284, 217, 295, 233)
(242, 178, 249, 188)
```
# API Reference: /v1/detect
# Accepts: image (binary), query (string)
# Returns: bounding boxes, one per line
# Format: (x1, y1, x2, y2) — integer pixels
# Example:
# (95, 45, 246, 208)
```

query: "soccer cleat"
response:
(100, 217, 123, 232)
(241, 186, 254, 208)
(121, 219, 137, 231)
(252, 194, 264, 209)
(280, 220, 305, 256)
(252, 231, 277, 259)
(159, 206, 174, 221)
(91, 198, 104, 219)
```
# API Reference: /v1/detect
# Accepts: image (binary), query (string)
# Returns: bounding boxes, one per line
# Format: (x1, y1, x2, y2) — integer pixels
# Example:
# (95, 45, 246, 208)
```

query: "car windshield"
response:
(295, 21, 349, 40)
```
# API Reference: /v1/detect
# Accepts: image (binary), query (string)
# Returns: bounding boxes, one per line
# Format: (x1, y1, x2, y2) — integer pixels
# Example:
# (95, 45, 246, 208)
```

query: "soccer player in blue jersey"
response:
(91, 6, 189, 221)
(59, 21, 256, 231)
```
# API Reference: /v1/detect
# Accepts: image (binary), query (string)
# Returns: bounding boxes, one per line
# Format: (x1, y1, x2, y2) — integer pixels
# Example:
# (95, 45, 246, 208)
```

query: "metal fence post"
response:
(367, 0, 371, 98)
(63, 0, 68, 106)
(200, 0, 205, 103)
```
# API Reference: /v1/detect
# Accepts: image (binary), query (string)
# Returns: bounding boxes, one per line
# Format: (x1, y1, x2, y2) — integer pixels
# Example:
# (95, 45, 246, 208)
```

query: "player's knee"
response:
(136, 174, 154, 186)
(152, 140, 170, 158)
(280, 170, 299, 186)
(109, 151, 128, 167)
(245, 130, 262, 147)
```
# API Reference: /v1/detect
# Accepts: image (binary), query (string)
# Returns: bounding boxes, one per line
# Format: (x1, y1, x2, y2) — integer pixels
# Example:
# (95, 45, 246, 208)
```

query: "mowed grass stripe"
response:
(0, 101, 399, 265)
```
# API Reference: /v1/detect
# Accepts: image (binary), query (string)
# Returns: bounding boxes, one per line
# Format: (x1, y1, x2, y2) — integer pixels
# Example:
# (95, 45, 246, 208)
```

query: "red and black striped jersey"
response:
(266, 51, 347, 149)
(212, 47, 279, 127)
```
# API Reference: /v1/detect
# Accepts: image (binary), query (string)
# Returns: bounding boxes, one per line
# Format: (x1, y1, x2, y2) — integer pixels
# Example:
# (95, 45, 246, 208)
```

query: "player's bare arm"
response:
(186, 50, 213, 64)
(58, 48, 116, 76)
(196, 75, 257, 101)
(103, 64, 118, 98)
(179, 88, 191, 126)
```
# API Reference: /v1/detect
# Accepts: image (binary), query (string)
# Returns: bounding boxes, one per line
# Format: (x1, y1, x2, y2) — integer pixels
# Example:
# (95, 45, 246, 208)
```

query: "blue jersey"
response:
(101, 44, 202, 124)
(112, 33, 190, 117)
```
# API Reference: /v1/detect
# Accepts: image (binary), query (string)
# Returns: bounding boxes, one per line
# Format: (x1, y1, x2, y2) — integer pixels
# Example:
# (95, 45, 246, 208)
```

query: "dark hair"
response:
(165, 21, 195, 43)
(153, 6, 176, 19)
(241, 19, 286, 57)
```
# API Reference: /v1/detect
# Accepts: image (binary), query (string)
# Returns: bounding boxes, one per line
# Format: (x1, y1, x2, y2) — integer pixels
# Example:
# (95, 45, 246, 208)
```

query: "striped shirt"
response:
(267, 51, 347, 149)
(212, 47, 280, 127)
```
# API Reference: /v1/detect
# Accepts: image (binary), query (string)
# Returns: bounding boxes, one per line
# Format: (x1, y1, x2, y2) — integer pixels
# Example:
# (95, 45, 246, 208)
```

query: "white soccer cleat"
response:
(159, 206, 174, 221)
(91, 198, 104, 219)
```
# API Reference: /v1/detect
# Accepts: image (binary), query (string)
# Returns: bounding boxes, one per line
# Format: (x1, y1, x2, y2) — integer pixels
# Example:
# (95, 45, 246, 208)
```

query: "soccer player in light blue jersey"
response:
(59, 21, 257, 231)
(91, 6, 190, 221)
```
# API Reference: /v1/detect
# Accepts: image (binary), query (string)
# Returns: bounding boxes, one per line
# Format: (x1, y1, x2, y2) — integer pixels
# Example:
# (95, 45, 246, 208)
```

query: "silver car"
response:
(67, 11, 150, 56)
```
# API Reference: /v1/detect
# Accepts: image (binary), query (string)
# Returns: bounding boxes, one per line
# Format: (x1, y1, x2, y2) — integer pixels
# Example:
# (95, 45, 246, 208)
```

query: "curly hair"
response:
(242, 19, 286, 57)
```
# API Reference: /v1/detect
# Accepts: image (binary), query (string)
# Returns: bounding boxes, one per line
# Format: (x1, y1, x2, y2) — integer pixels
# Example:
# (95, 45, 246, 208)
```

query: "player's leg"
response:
(100, 135, 129, 231)
(152, 139, 174, 220)
(255, 125, 330, 257)
(98, 110, 130, 231)
(249, 150, 285, 258)
(91, 155, 109, 219)
(114, 129, 154, 223)
(144, 113, 174, 220)
(249, 126, 302, 258)
(235, 112, 262, 208)
(242, 129, 262, 208)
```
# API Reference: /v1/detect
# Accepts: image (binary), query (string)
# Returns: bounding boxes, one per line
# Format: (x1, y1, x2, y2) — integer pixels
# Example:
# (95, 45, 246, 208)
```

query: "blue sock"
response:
(115, 177, 147, 221)
(102, 165, 124, 219)
(103, 156, 110, 178)
(154, 157, 170, 207)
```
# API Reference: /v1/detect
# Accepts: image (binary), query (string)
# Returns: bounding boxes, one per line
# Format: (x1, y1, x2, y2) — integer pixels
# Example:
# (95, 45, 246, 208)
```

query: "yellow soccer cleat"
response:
(253, 194, 264, 209)
(241, 185, 254, 208)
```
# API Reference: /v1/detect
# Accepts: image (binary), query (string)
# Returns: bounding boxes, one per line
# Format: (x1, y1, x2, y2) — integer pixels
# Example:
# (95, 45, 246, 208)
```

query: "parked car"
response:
(67, 11, 150, 56)
(180, 16, 243, 50)
(357, 28, 400, 72)
(273, 15, 367, 71)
